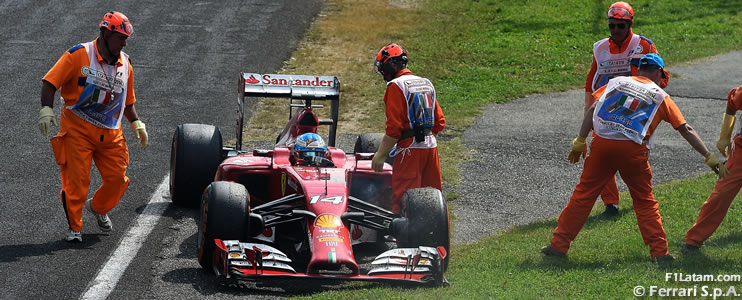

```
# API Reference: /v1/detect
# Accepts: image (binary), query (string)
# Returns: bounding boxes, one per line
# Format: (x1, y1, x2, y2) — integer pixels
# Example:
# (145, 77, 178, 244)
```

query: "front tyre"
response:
(197, 181, 250, 270)
(398, 187, 450, 269)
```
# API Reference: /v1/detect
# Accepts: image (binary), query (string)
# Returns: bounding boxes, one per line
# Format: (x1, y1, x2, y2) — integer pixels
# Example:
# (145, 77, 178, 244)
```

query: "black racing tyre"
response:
(197, 181, 250, 271)
(399, 187, 450, 269)
(353, 133, 394, 165)
(170, 124, 223, 207)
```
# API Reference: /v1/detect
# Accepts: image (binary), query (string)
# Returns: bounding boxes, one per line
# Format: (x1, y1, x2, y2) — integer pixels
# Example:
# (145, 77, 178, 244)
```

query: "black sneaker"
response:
(651, 253, 675, 263)
(681, 244, 700, 255)
(541, 245, 567, 258)
(600, 204, 619, 218)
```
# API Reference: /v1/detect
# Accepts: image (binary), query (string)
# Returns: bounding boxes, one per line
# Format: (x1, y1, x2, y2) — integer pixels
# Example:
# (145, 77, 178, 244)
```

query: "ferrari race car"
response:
(169, 73, 450, 286)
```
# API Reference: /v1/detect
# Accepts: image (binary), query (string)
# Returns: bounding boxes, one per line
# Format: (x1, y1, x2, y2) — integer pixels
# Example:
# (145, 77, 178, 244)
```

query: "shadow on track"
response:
(0, 234, 108, 263)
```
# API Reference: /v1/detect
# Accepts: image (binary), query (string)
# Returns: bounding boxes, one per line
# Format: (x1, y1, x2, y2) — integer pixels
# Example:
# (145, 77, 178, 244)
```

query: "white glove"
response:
(130, 120, 148, 147)
(38, 106, 57, 136)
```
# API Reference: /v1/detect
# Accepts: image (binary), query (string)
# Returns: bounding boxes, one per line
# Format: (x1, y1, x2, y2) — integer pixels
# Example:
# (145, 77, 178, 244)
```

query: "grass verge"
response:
(244, 0, 742, 188)
(298, 174, 742, 299)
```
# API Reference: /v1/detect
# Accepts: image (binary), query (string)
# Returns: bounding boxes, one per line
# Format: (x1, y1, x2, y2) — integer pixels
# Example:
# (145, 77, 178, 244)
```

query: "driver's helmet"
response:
(99, 11, 134, 36)
(292, 133, 328, 163)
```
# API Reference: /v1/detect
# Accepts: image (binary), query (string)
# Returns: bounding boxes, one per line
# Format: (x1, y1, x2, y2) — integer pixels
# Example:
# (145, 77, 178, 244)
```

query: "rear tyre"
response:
(399, 187, 450, 269)
(170, 124, 223, 207)
(353, 133, 394, 165)
(197, 181, 250, 270)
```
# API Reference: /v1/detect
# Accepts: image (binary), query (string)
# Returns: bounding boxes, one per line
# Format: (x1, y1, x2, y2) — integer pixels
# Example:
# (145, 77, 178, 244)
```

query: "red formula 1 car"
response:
(169, 73, 449, 286)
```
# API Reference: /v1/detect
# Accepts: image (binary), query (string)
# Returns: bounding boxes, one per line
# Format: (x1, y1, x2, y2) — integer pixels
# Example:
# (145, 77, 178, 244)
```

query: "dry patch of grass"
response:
(438, 137, 475, 189)
(244, 0, 424, 142)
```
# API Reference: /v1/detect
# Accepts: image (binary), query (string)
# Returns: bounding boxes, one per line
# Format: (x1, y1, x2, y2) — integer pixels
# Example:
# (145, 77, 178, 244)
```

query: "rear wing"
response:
(236, 73, 340, 151)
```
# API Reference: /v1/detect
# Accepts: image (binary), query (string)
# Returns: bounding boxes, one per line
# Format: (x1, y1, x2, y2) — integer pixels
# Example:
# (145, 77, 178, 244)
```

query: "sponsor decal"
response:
(318, 229, 340, 235)
(405, 79, 434, 93)
(245, 74, 260, 84)
(328, 248, 338, 263)
(229, 253, 241, 258)
(244, 74, 335, 88)
(81, 66, 123, 89)
(317, 232, 341, 238)
(318, 236, 344, 243)
(598, 59, 629, 68)
(263, 74, 334, 87)
(314, 214, 343, 229)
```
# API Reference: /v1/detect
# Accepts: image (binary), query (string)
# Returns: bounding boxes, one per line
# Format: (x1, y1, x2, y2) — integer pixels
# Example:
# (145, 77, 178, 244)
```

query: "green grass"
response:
(407, 0, 742, 129)
(242, 0, 742, 188)
(273, 0, 742, 298)
(298, 174, 742, 299)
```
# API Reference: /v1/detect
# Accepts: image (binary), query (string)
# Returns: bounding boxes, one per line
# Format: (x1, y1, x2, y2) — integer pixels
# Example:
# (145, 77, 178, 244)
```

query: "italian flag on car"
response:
(329, 249, 338, 263)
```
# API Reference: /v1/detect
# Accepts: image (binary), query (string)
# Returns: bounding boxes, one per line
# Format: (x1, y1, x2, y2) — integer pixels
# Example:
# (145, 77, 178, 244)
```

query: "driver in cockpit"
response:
(290, 133, 335, 168)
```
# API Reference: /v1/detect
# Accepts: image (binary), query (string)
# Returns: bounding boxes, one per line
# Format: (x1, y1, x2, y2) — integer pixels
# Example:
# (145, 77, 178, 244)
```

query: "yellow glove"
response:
(38, 106, 57, 136)
(705, 152, 729, 178)
(568, 136, 587, 164)
(130, 120, 148, 147)
(717, 113, 736, 157)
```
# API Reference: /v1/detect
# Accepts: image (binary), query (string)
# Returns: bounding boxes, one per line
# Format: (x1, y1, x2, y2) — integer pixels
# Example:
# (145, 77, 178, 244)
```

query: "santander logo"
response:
(245, 75, 260, 84)
(244, 74, 335, 88)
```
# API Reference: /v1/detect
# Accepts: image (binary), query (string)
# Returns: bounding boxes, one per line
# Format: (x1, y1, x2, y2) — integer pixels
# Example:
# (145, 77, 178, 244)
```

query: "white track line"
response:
(81, 174, 170, 300)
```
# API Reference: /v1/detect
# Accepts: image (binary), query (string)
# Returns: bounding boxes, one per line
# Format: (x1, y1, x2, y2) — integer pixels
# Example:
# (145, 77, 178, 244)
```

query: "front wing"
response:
(212, 239, 448, 286)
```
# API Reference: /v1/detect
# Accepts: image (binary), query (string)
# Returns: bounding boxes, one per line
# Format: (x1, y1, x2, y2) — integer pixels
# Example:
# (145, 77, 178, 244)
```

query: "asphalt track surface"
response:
(0, 1, 321, 299)
(2, 1, 741, 299)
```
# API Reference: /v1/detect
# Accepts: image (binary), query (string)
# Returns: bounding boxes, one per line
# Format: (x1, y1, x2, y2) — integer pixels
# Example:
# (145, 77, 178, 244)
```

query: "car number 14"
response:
(310, 195, 344, 205)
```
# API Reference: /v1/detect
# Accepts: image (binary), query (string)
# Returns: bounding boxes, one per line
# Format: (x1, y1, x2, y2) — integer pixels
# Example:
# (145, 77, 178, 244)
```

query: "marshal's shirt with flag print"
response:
(591, 76, 685, 148)
(43, 40, 136, 129)
(383, 70, 445, 157)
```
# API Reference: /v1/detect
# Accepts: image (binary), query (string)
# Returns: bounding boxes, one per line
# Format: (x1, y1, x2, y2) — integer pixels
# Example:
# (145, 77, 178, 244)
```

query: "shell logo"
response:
(314, 214, 343, 229)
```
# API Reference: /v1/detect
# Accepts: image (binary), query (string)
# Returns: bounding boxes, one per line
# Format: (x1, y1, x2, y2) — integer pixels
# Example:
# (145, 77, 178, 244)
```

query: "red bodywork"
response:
(206, 73, 447, 286)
